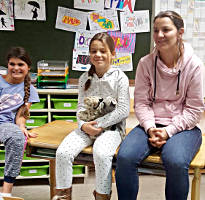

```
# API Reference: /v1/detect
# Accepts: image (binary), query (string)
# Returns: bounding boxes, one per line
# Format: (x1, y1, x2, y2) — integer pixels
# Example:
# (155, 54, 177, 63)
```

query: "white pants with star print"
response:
(55, 128, 122, 194)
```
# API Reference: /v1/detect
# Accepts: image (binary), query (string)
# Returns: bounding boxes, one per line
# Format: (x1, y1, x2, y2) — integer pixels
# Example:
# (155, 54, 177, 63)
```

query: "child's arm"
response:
(76, 73, 104, 136)
(96, 72, 130, 129)
(15, 103, 37, 138)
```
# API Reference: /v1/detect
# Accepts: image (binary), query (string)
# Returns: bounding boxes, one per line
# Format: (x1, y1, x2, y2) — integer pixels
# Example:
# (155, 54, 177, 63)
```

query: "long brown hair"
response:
(153, 10, 184, 57)
(6, 47, 31, 119)
(84, 32, 115, 91)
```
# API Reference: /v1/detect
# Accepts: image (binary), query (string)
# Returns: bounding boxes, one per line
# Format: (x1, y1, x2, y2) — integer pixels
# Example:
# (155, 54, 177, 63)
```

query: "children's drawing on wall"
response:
(105, 0, 136, 13)
(74, 30, 96, 51)
(107, 31, 136, 53)
(14, 0, 46, 21)
(1, 15, 6, 28)
(72, 49, 91, 71)
(30, 3, 38, 20)
(56, 7, 88, 32)
(120, 10, 150, 33)
(112, 53, 133, 71)
(0, 0, 14, 31)
(88, 10, 119, 32)
(74, 0, 105, 11)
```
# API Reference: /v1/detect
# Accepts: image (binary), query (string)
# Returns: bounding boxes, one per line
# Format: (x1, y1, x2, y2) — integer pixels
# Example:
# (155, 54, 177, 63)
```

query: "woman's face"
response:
(89, 40, 115, 77)
(153, 17, 183, 53)
(7, 57, 30, 83)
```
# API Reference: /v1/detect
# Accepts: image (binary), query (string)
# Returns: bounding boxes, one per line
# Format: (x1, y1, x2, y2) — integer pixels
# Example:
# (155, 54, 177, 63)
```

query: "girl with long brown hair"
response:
(53, 32, 130, 200)
(0, 47, 39, 199)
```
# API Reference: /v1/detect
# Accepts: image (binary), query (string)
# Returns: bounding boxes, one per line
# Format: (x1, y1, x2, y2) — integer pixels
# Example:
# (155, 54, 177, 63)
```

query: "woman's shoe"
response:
(52, 188, 72, 200)
(93, 190, 111, 200)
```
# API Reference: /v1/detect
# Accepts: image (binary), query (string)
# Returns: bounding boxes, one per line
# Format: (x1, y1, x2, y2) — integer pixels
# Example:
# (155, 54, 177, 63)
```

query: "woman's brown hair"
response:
(6, 47, 32, 119)
(153, 10, 184, 57)
(84, 32, 115, 91)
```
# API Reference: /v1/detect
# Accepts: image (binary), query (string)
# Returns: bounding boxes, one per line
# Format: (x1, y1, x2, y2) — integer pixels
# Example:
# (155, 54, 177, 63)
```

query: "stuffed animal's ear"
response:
(111, 101, 117, 107)
(111, 99, 117, 105)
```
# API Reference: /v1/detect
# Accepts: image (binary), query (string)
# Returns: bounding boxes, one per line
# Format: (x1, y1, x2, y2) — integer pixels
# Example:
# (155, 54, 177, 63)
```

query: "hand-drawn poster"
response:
(72, 49, 91, 71)
(108, 31, 136, 53)
(120, 10, 150, 33)
(193, 0, 205, 33)
(14, 0, 46, 21)
(105, 0, 136, 13)
(112, 53, 133, 71)
(0, 0, 14, 31)
(74, 0, 105, 11)
(74, 30, 96, 51)
(88, 10, 120, 32)
(56, 7, 88, 32)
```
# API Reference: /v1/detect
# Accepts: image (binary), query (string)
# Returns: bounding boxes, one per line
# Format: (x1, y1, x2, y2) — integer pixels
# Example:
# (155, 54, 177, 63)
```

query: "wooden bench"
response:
(26, 120, 205, 200)
(3, 197, 24, 200)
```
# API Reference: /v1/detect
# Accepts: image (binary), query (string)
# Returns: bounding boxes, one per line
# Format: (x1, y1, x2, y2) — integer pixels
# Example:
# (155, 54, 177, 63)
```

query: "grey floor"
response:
(5, 170, 205, 200)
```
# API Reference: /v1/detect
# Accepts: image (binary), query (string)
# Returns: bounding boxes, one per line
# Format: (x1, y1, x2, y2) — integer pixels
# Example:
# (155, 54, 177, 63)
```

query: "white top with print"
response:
(0, 75, 39, 124)
(77, 68, 130, 138)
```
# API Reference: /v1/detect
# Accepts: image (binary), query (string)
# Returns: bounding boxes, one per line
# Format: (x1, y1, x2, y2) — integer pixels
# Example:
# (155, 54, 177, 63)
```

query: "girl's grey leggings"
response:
(0, 123, 25, 183)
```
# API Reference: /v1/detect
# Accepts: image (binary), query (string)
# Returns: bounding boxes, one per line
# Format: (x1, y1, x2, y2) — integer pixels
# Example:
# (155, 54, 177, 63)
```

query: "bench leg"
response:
(191, 167, 201, 200)
(112, 168, 115, 183)
(49, 159, 56, 200)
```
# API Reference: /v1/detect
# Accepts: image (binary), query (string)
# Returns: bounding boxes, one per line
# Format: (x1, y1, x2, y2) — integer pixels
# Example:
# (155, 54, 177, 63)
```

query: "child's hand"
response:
(20, 126, 38, 138)
(82, 121, 103, 136)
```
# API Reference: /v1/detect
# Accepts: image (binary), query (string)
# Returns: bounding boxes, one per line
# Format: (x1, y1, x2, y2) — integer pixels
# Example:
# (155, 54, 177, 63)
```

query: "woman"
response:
(116, 10, 204, 200)
(52, 32, 130, 200)
(0, 47, 39, 199)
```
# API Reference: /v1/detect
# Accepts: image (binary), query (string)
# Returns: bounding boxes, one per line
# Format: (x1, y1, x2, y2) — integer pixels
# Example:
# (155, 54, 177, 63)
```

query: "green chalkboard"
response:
(0, 0, 152, 80)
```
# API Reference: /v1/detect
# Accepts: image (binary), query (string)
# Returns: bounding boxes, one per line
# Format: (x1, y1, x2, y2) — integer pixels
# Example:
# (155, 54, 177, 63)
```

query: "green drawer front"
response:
(26, 115, 48, 126)
(51, 98, 78, 109)
(19, 165, 49, 176)
(53, 115, 77, 122)
(30, 98, 46, 109)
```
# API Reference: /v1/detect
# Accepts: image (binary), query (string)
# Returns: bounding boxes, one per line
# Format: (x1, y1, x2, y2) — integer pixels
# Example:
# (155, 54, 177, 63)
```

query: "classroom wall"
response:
(0, 0, 152, 80)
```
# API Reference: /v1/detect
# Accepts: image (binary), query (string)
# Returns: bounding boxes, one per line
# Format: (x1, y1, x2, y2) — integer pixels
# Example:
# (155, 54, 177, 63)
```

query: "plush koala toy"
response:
(78, 96, 117, 122)
(77, 96, 117, 139)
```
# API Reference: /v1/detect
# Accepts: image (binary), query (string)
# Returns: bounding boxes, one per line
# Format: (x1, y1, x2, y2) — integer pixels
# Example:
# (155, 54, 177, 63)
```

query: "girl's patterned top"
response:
(77, 68, 130, 138)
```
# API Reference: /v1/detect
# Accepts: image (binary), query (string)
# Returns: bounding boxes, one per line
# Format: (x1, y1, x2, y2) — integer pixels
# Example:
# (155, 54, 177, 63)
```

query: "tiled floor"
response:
(5, 171, 205, 200)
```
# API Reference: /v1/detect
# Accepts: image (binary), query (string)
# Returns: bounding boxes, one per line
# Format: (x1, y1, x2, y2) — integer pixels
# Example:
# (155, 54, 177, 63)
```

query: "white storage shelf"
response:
(28, 89, 78, 127)
(24, 88, 88, 179)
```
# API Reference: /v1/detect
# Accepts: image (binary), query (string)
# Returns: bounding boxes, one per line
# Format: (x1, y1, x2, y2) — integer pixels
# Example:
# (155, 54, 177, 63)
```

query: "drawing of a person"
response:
(31, 7, 38, 20)
(1, 17, 7, 28)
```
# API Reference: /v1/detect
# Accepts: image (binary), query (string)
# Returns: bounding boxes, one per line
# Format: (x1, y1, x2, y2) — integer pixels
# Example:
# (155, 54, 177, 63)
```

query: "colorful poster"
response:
(74, 0, 105, 11)
(105, 0, 136, 13)
(120, 10, 150, 33)
(72, 49, 91, 71)
(108, 31, 136, 53)
(112, 53, 133, 71)
(56, 7, 88, 32)
(74, 30, 96, 51)
(0, 0, 14, 31)
(14, 0, 46, 21)
(88, 10, 119, 32)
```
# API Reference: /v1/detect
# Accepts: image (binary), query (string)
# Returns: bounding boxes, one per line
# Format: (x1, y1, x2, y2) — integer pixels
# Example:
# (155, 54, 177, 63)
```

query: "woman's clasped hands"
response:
(148, 127, 169, 148)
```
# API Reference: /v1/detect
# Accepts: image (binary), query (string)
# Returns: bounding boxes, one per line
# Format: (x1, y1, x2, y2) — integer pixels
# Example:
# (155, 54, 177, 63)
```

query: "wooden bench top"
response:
(28, 120, 205, 169)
